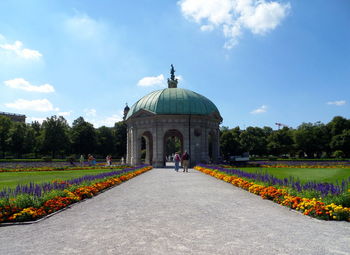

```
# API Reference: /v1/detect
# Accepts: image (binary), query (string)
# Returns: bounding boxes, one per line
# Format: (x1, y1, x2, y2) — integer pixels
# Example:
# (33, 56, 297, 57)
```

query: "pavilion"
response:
(124, 65, 222, 167)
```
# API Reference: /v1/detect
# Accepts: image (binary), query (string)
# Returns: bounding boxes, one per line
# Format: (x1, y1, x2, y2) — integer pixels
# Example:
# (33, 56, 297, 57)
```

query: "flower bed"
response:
(0, 164, 129, 172)
(0, 165, 152, 223)
(194, 165, 350, 221)
(252, 160, 350, 168)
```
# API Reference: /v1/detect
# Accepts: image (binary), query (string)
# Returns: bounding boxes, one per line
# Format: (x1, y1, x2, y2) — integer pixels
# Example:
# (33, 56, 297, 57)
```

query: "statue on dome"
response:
(168, 64, 178, 88)
(123, 103, 130, 121)
(170, 64, 176, 81)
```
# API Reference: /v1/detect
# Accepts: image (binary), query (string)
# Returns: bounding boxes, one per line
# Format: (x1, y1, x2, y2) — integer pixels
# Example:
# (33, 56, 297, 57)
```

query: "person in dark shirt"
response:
(181, 150, 190, 172)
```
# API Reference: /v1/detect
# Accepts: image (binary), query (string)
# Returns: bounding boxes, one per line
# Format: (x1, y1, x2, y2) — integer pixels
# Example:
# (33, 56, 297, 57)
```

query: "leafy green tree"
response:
(31, 121, 41, 134)
(0, 116, 12, 158)
(294, 122, 330, 158)
(327, 116, 350, 137)
(113, 121, 127, 157)
(267, 127, 294, 156)
(262, 126, 273, 138)
(29, 121, 42, 158)
(239, 127, 269, 156)
(96, 126, 114, 157)
(23, 125, 36, 156)
(330, 129, 350, 157)
(220, 126, 242, 158)
(8, 122, 27, 158)
(165, 136, 181, 156)
(41, 116, 70, 158)
(71, 117, 97, 156)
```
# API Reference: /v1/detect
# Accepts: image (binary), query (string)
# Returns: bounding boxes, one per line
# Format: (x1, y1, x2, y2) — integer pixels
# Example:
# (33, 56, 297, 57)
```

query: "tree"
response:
(239, 127, 269, 156)
(220, 126, 242, 159)
(23, 125, 37, 156)
(113, 121, 127, 158)
(29, 121, 42, 158)
(294, 122, 329, 158)
(96, 126, 114, 157)
(41, 116, 70, 158)
(71, 117, 97, 156)
(330, 129, 350, 157)
(0, 116, 12, 158)
(8, 122, 27, 158)
(327, 116, 350, 137)
(267, 127, 294, 156)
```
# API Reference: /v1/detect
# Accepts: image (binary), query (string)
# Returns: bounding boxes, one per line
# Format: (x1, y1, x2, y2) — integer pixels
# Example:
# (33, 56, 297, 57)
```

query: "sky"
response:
(0, 0, 349, 129)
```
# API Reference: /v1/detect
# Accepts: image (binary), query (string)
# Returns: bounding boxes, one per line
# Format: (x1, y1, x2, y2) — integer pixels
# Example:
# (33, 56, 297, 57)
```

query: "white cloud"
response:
(251, 105, 267, 114)
(84, 108, 97, 117)
(85, 111, 123, 127)
(27, 117, 46, 124)
(200, 24, 215, 31)
(327, 100, 346, 106)
(179, 0, 291, 49)
(65, 13, 106, 40)
(58, 111, 72, 117)
(0, 40, 42, 59)
(242, 2, 290, 35)
(137, 74, 183, 87)
(137, 74, 165, 87)
(175, 75, 183, 81)
(98, 114, 123, 127)
(4, 99, 59, 112)
(4, 78, 55, 93)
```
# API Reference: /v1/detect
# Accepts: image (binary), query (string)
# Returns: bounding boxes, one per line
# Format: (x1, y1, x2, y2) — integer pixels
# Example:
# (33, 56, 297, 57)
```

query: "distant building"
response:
(0, 111, 26, 123)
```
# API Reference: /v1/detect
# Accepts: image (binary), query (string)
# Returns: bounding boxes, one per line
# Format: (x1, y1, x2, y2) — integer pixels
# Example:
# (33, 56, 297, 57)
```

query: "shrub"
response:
(66, 155, 76, 162)
(42, 156, 52, 162)
(333, 150, 345, 159)
(12, 194, 41, 209)
(268, 155, 278, 161)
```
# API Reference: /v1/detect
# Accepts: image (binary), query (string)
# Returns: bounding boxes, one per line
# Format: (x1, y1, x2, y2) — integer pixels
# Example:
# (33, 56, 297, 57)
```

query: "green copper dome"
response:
(126, 88, 221, 120)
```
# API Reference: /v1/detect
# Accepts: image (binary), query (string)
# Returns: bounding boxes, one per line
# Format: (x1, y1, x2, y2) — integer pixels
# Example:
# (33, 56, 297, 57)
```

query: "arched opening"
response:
(163, 129, 184, 167)
(141, 131, 153, 165)
(141, 137, 146, 162)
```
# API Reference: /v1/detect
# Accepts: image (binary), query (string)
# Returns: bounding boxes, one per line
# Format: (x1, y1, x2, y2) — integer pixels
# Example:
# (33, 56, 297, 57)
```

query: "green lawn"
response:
(240, 167, 350, 184)
(0, 168, 116, 189)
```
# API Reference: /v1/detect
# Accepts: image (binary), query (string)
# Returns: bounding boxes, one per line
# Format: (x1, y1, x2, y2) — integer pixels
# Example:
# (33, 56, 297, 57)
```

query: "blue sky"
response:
(0, 0, 349, 129)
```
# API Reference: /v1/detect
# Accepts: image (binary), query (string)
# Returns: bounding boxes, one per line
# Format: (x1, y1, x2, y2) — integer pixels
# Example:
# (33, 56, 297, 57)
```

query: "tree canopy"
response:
(0, 115, 349, 159)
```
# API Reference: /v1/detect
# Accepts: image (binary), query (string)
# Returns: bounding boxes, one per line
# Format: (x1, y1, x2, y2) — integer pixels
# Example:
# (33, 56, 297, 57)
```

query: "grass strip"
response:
(0, 166, 129, 189)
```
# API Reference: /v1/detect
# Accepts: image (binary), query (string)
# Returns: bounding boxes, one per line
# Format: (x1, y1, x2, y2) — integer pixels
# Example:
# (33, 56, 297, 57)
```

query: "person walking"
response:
(174, 152, 181, 172)
(88, 154, 95, 166)
(88, 154, 92, 166)
(106, 155, 111, 166)
(79, 155, 84, 166)
(181, 150, 190, 172)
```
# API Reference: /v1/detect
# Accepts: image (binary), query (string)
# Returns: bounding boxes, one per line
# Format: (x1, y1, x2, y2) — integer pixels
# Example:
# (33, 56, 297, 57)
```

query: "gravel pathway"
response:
(1, 168, 349, 255)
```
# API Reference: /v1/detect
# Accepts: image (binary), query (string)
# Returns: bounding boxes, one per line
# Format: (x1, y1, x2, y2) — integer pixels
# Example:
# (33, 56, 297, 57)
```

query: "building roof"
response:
(126, 88, 221, 120)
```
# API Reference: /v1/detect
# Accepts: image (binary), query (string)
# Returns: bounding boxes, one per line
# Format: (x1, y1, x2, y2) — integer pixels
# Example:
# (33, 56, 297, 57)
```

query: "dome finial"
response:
(123, 102, 130, 121)
(167, 64, 178, 88)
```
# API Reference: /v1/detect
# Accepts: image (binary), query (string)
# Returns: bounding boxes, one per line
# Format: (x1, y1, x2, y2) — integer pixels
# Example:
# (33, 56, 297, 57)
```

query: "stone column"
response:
(144, 135, 150, 164)
(126, 128, 130, 165)
(213, 128, 220, 162)
(135, 131, 141, 165)
(130, 127, 135, 165)
(153, 125, 164, 167)
(201, 126, 209, 163)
